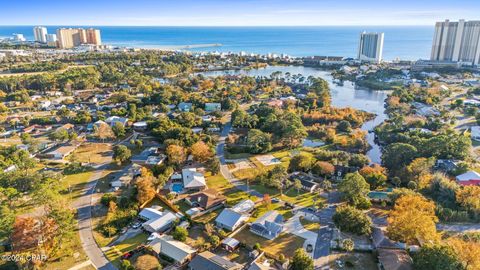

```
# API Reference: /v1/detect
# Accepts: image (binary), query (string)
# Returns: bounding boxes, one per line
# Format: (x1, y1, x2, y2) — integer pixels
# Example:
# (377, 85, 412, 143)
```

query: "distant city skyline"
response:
(1, 0, 479, 26)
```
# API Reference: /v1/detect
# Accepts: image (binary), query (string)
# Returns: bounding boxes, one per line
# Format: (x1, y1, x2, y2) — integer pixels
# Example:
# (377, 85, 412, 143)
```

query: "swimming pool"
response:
(171, 183, 184, 193)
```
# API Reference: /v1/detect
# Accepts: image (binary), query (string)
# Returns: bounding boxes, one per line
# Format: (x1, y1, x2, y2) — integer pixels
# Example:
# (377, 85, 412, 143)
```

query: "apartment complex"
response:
(33, 26, 48, 43)
(358, 32, 384, 63)
(431, 19, 480, 66)
(56, 28, 102, 49)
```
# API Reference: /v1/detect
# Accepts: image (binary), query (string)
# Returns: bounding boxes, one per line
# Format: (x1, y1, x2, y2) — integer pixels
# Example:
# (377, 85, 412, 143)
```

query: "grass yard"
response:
(281, 188, 323, 208)
(250, 202, 293, 222)
(299, 216, 321, 232)
(73, 143, 113, 164)
(104, 233, 148, 268)
(225, 152, 252, 160)
(193, 208, 223, 224)
(61, 171, 94, 201)
(205, 173, 256, 206)
(329, 251, 377, 270)
(234, 228, 304, 258)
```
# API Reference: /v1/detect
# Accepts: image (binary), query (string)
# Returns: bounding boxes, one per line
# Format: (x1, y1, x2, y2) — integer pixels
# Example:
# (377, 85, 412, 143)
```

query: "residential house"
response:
(138, 207, 164, 221)
(471, 126, 480, 141)
(205, 103, 221, 112)
(435, 159, 459, 173)
(188, 251, 242, 270)
(250, 211, 284, 240)
(178, 102, 193, 112)
(182, 168, 206, 191)
(105, 116, 129, 127)
(289, 172, 319, 193)
(215, 208, 249, 232)
(231, 199, 255, 214)
(455, 170, 480, 186)
(377, 248, 412, 270)
(131, 147, 165, 166)
(142, 211, 178, 233)
(148, 234, 197, 264)
(133, 121, 148, 131)
(221, 237, 240, 252)
(42, 143, 80, 160)
(185, 189, 226, 211)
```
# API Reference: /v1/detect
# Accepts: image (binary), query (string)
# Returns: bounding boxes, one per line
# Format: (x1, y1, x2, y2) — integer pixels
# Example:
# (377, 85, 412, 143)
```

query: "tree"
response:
(207, 157, 220, 174)
(0, 205, 15, 239)
(288, 153, 314, 172)
(190, 141, 213, 163)
(291, 248, 314, 270)
(134, 254, 161, 270)
(246, 129, 272, 154)
(333, 205, 372, 235)
(338, 172, 370, 208)
(312, 161, 335, 177)
(112, 122, 126, 138)
(387, 194, 439, 245)
(413, 244, 465, 270)
(113, 145, 131, 164)
(456, 186, 480, 215)
(172, 226, 188, 242)
(94, 122, 115, 141)
(403, 157, 435, 187)
(382, 143, 418, 175)
(136, 168, 156, 205)
(294, 179, 302, 194)
(337, 120, 352, 133)
(447, 237, 480, 270)
(166, 144, 187, 166)
(209, 235, 220, 246)
(359, 164, 387, 190)
(342, 238, 354, 252)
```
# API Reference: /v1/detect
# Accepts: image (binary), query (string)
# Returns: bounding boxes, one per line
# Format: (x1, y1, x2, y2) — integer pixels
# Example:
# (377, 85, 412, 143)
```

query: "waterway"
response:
(200, 66, 389, 163)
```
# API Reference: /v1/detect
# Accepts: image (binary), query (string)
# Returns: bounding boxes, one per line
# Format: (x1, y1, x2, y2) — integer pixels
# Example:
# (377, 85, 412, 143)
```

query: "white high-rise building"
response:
(33, 26, 48, 43)
(431, 19, 480, 66)
(46, 34, 57, 47)
(12, 33, 26, 42)
(357, 32, 384, 63)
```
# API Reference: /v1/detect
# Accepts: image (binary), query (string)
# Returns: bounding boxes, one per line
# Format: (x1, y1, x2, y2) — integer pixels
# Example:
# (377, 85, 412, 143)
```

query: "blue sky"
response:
(1, 0, 479, 26)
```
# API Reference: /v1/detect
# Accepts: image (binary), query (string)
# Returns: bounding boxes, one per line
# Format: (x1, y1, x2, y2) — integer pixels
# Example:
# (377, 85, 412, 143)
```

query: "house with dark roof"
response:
(377, 248, 412, 270)
(188, 251, 242, 270)
(185, 189, 226, 211)
(250, 211, 284, 240)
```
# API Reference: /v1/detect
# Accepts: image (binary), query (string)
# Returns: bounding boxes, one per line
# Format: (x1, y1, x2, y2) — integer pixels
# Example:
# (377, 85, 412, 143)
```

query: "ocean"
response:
(0, 26, 433, 60)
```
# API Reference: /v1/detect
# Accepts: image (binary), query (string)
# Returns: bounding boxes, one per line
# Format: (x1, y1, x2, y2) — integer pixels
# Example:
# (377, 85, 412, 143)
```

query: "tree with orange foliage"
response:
(11, 217, 57, 254)
(190, 141, 213, 163)
(166, 144, 187, 166)
(136, 168, 156, 205)
(387, 194, 439, 245)
(456, 186, 480, 214)
(359, 164, 387, 190)
(447, 237, 480, 270)
(312, 161, 335, 177)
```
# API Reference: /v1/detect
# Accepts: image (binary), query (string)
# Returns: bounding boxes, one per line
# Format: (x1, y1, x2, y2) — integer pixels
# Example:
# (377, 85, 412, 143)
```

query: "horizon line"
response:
(0, 24, 435, 27)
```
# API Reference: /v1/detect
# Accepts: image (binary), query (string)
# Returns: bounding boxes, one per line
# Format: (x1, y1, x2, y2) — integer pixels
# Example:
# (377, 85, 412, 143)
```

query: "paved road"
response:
(436, 223, 480, 232)
(75, 162, 117, 270)
(313, 191, 341, 269)
(216, 119, 263, 198)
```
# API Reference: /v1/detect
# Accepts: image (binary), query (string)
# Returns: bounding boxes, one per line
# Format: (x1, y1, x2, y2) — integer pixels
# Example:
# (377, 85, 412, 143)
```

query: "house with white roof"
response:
(148, 234, 197, 264)
(471, 126, 480, 141)
(456, 170, 480, 186)
(142, 211, 178, 233)
(215, 208, 249, 232)
(182, 168, 206, 191)
(105, 116, 129, 126)
(138, 207, 163, 221)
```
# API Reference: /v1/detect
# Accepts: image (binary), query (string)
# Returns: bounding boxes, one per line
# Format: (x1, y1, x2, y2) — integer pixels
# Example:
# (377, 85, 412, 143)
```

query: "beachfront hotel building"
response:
(33, 26, 48, 43)
(431, 19, 480, 66)
(357, 32, 384, 63)
(56, 28, 102, 49)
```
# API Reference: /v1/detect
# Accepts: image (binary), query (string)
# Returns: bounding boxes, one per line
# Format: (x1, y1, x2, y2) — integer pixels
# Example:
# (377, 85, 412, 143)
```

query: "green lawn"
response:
(61, 171, 94, 201)
(206, 173, 256, 206)
(299, 216, 321, 232)
(234, 228, 304, 258)
(104, 233, 148, 268)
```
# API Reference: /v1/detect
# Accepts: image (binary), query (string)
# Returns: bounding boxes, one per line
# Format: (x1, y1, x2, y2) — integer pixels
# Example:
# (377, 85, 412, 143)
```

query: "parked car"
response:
(121, 251, 134, 259)
(132, 222, 142, 229)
